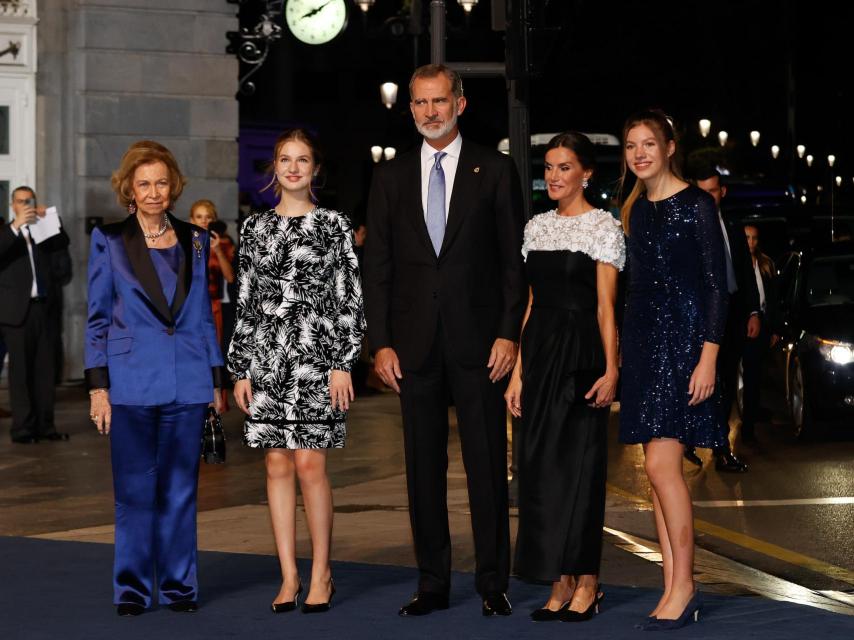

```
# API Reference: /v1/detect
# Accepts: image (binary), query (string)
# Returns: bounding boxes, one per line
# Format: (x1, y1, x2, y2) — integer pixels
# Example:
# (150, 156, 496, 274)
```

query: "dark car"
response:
(772, 242, 854, 438)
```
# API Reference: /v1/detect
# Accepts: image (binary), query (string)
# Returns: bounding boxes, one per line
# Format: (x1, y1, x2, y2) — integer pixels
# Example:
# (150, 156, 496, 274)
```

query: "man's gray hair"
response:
(409, 64, 464, 100)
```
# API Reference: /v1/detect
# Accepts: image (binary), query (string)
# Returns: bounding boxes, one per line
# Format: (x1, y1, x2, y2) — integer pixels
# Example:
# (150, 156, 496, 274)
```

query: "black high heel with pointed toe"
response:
(301, 580, 335, 614)
(116, 603, 145, 617)
(560, 589, 604, 622)
(271, 583, 303, 613)
(530, 601, 570, 622)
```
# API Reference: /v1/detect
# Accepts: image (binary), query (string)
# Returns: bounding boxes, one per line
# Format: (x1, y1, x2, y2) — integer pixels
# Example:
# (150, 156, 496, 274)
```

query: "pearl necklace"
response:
(139, 214, 170, 241)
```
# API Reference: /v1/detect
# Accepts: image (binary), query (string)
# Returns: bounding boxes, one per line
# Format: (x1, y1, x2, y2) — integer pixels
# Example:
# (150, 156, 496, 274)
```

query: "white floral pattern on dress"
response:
(521, 208, 626, 270)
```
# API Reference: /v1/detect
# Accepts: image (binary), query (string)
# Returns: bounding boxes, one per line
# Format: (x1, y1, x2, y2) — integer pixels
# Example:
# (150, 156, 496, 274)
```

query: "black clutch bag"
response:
(202, 407, 226, 464)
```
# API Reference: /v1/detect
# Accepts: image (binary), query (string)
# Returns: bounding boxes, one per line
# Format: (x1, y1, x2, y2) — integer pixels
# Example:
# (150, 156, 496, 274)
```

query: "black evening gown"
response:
(514, 209, 625, 582)
(619, 186, 729, 447)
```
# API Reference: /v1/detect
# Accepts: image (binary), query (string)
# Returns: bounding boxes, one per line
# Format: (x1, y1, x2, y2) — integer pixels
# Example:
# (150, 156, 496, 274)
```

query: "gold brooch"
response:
(192, 230, 202, 258)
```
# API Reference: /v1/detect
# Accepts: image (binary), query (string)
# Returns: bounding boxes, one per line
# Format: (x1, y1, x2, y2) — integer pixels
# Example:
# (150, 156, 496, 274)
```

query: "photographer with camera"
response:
(0, 186, 71, 443)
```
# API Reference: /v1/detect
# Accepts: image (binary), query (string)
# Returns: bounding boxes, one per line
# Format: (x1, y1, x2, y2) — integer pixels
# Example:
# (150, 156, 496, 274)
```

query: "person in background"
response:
(0, 187, 71, 443)
(189, 199, 235, 411)
(506, 132, 623, 623)
(741, 224, 778, 442)
(85, 140, 224, 616)
(619, 110, 728, 630)
(683, 168, 758, 472)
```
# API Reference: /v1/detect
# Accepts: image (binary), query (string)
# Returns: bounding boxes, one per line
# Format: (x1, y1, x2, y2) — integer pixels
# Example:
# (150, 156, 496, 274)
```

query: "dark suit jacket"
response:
(723, 219, 760, 324)
(363, 138, 526, 370)
(0, 220, 71, 326)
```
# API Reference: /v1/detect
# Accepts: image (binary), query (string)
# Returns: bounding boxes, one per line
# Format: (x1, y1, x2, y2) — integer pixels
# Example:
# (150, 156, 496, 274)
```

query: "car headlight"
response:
(817, 339, 854, 365)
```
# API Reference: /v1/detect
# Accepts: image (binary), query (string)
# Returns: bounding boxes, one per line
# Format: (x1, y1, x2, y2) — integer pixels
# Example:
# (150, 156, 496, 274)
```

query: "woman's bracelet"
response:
(88, 388, 108, 396)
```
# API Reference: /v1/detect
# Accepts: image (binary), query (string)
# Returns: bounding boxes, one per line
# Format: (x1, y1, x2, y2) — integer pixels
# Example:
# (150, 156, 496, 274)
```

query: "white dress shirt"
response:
(420, 133, 462, 221)
(753, 260, 767, 312)
(10, 224, 39, 298)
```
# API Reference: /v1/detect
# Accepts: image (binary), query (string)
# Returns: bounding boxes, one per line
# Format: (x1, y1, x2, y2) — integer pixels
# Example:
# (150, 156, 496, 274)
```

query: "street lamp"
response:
(835, 176, 842, 187)
(383, 147, 396, 161)
(357, 0, 374, 11)
(750, 130, 760, 147)
(806, 154, 814, 167)
(718, 131, 728, 147)
(828, 154, 836, 167)
(699, 119, 711, 138)
(458, 0, 479, 12)
(771, 145, 780, 159)
(370, 146, 383, 163)
(796, 144, 806, 158)
(800, 195, 807, 204)
(380, 82, 398, 109)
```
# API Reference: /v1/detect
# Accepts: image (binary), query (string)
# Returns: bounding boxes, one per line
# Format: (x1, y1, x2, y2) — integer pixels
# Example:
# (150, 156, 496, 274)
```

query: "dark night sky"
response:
(235, 0, 850, 213)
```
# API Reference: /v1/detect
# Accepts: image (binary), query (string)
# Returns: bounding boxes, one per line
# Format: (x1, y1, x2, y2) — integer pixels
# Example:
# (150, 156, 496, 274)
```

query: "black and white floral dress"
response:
(227, 208, 366, 449)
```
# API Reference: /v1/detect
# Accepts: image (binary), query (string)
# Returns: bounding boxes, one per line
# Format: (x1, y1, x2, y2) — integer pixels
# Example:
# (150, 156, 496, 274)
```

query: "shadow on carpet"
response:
(1, 537, 851, 639)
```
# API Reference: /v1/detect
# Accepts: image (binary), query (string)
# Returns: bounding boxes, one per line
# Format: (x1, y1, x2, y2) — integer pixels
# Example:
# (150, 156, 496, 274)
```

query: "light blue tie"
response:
(426, 151, 447, 256)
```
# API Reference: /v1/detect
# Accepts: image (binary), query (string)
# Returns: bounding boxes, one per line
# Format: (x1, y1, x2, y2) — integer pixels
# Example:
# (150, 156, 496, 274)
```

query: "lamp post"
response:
(796, 144, 806, 158)
(370, 146, 383, 163)
(380, 82, 398, 109)
(699, 119, 711, 138)
(718, 131, 728, 147)
(750, 130, 760, 147)
(771, 145, 780, 159)
(357, 0, 375, 11)
(828, 154, 836, 168)
(806, 154, 814, 167)
(383, 147, 397, 161)
(458, 0, 479, 12)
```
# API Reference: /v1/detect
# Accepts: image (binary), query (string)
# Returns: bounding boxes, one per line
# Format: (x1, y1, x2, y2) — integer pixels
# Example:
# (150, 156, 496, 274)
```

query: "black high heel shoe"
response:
(301, 580, 335, 614)
(271, 583, 303, 613)
(560, 588, 604, 622)
(530, 601, 570, 622)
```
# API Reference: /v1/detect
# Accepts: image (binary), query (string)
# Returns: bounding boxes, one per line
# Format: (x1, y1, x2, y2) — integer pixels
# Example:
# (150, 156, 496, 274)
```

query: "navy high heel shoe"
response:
(644, 590, 702, 631)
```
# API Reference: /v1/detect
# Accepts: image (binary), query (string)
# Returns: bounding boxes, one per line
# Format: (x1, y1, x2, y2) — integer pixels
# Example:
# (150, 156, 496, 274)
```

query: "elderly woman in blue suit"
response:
(85, 140, 224, 617)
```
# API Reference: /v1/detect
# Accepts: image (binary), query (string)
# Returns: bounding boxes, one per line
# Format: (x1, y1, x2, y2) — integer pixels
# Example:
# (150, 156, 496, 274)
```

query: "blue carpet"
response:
(1, 537, 851, 639)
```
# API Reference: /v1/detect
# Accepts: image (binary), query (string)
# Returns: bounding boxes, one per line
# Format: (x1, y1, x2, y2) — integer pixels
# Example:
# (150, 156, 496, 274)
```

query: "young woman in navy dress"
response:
(619, 110, 728, 630)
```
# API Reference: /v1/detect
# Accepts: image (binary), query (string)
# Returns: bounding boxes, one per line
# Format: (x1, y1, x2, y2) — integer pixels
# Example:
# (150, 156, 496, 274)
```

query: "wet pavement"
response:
(0, 377, 852, 616)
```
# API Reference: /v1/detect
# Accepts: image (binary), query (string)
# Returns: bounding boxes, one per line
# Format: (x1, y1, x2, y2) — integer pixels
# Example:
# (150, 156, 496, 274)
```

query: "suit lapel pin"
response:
(192, 230, 202, 259)
(473, 166, 480, 173)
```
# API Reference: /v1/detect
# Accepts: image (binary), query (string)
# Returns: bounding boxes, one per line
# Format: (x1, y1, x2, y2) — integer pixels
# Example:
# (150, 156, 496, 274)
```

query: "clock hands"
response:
(301, 0, 333, 20)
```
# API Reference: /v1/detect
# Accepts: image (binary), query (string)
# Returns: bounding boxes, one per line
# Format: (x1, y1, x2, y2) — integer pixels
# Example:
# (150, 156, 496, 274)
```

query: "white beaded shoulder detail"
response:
(521, 209, 626, 270)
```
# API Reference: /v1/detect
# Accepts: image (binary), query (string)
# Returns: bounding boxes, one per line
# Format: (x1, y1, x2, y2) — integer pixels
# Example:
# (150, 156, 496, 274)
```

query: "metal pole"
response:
(430, 0, 446, 64)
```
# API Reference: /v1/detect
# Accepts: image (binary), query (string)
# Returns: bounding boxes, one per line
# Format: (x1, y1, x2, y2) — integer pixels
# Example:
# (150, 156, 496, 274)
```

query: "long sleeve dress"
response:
(619, 185, 729, 447)
(227, 208, 366, 449)
(514, 208, 625, 581)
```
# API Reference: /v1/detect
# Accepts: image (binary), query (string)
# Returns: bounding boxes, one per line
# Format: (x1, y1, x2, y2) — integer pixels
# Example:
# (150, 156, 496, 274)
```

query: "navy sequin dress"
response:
(619, 185, 729, 448)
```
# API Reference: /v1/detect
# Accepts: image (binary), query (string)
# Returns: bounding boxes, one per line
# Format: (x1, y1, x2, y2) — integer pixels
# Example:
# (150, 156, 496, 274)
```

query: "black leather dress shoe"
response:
(168, 601, 198, 613)
(398, 592, 449, 617)
(482, 592, 512, 616)
(116, 603, 145, 616)
(42, 432, 70, 441)
(715, 451, 748, 473)
(683, 447, 703, 467)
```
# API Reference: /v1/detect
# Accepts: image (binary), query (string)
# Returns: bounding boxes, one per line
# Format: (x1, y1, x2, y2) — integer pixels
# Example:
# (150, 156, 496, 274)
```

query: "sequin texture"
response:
(619, 185, 729, 447)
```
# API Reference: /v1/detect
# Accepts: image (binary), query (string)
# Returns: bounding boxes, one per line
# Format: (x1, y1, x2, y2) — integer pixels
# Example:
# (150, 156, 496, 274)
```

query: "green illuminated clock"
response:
(285, 0, 348, 45)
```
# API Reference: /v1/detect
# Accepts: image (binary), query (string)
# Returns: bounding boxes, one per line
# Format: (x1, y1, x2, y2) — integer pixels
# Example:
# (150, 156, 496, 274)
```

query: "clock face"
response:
(285, 0, 348, 46)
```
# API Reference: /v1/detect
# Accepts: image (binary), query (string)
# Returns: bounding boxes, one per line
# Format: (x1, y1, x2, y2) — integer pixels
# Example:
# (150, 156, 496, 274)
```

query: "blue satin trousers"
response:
(110, 403, 207, 606)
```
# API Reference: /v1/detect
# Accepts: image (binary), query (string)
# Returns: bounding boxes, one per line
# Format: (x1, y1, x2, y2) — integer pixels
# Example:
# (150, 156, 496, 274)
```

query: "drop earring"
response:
(582, 179, 589, 189)
(128, 199, 137, 214)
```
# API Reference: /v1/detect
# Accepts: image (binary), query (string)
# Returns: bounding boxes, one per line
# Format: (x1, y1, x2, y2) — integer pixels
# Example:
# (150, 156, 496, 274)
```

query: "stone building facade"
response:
(1, 0, 238, 377)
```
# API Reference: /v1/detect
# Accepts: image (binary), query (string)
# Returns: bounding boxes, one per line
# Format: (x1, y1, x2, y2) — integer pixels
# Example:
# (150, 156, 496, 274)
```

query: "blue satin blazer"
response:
(84, 214, 224, 405)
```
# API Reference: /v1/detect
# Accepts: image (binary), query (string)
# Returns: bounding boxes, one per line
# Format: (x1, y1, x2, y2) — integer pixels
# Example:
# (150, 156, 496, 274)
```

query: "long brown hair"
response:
(619, 110, 681, 235)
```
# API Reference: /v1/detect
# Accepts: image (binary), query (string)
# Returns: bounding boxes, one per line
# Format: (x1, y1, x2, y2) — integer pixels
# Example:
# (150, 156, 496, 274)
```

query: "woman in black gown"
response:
(619, 110, 728, 630)
(505, 132, 624, 622)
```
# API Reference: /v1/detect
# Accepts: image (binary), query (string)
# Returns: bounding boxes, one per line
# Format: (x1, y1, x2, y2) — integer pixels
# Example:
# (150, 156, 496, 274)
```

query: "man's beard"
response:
(415, 109, 458, 140)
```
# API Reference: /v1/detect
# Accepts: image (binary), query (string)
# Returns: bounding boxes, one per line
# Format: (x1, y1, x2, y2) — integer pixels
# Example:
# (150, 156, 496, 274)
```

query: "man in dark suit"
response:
(0, 187, 71, 443)
(363, 64, 526, 617)
(686, 169, 759, 472)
